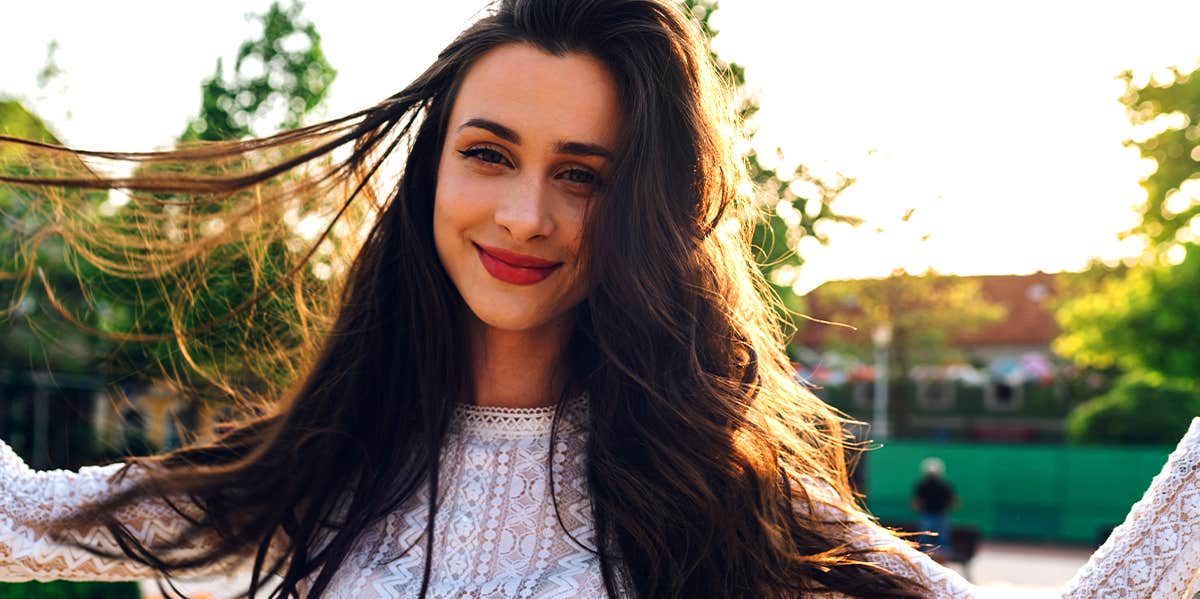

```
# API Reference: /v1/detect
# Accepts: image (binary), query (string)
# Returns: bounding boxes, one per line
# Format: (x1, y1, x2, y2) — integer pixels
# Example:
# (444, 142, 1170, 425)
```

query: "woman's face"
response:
(434, 43, 621, 332)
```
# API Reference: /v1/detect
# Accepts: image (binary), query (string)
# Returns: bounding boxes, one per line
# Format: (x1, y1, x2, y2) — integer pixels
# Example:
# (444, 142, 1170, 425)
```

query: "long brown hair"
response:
(1, 1, 926, 597)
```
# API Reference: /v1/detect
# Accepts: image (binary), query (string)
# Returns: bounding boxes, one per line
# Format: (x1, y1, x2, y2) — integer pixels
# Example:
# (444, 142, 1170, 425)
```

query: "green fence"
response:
(863, 439, 1173, 544)
(0, 581, 140, 599)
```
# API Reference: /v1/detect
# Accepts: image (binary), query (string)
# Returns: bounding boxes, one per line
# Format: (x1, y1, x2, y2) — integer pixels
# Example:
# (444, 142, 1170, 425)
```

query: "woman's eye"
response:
(560, 168, 603, 188)
(458, 147, 510, 166)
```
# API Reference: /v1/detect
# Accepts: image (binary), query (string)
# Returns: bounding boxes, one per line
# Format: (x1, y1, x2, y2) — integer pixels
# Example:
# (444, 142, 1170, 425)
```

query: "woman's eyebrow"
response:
(458, 118, 520, 143)
(556, 141, 612, 161)
(458, 117, 613, 161)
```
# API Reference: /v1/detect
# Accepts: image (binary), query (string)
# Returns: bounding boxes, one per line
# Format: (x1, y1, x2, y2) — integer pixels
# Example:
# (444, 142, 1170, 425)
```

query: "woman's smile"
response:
(474, 243, 563, 285)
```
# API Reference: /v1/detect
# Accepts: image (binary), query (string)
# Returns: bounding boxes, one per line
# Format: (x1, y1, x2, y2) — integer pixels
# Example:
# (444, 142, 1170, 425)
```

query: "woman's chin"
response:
(463, 299, 576, 334)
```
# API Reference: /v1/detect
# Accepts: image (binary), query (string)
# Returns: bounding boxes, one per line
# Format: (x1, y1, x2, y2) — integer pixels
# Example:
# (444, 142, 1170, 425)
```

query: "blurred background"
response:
(2, 1, 1199, 597)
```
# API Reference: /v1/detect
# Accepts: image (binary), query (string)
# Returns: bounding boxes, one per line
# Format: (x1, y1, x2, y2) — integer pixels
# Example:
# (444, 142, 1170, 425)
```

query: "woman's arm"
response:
(803, 481, 978, 598)
(0, 439, 232, 582)
(836, 510, 978, 598)
(1060, 418, 1200, 598)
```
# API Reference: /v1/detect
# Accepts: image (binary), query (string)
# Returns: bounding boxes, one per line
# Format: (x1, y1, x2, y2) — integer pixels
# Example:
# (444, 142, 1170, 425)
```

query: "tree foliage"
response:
(1065, 371, 1199, 446)
(1056, 62, 1200, 443)
(73, 1, 341, 401)
(0, 101, 115, 374)
(806, 269, 1006, 435)
(1055, 63, 1200, 379)
(1055, 244, 1200, 379)
(147, 1, 335, 391)
(182, 0, 336, 141)
(684, 0, 861, 328)
(1120, 68, 1200, 248)
(814, 271, 1006, 362)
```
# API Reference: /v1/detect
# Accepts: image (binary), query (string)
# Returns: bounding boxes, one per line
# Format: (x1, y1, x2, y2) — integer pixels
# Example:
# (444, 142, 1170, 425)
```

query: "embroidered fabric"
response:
(1060, 417, 1200, 598)
(1, 400, 1196, 598)
(0, 441, 232, 581)
(799, 487, 976, 598)
(447, 402, 563, 440)
(307, 394, 605, 598)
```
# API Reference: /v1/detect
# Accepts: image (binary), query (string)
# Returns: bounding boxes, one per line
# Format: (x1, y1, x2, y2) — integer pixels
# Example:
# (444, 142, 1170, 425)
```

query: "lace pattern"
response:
(6, 399, 1195, 597)
(0, 441, 210, 582)
(799, 481, 977, 598)
(315, 393, 605, 598)
(1060, 417, 1200, 598)
(448, 396, 582, 440)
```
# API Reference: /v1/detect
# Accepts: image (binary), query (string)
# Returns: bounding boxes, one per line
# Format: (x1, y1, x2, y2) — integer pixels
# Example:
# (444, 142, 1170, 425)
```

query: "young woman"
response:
(1, 1, 1196, 597)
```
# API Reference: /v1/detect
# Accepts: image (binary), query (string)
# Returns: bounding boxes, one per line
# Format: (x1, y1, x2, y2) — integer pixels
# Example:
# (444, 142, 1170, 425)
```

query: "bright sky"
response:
(4, 1, 1199, 293)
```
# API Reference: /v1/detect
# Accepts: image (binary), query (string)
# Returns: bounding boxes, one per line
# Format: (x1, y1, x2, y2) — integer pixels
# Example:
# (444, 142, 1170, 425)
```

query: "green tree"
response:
(1055, 64, 1200, 378)
(84, 0, 340, 411)
(1055, 246, 1200, 379)
(2, 2, 336, 387)
(806, 269, 1006, 436)
(1065, 371, 1199, 446)
(182, 1, 335, 141)
(684, 0, 861, 329)
(1120, 68, 1200, 249)
(0, 40, 116, 375)
(1055, 63, 1200, 443)
(0, 101, 115, 375)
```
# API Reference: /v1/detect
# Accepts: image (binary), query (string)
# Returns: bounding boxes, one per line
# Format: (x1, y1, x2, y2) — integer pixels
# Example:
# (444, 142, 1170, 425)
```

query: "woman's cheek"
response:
(435, 171, 486, 231)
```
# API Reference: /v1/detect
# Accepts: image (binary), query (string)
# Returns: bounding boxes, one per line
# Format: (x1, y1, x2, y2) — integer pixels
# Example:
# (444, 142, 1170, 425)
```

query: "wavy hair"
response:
(0, 0, 926, 597)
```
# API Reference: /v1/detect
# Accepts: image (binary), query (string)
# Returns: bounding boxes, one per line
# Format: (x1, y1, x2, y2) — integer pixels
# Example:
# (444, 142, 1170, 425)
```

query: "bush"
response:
(1066, 371, 1200, 445)
(0, 581, 141, 599)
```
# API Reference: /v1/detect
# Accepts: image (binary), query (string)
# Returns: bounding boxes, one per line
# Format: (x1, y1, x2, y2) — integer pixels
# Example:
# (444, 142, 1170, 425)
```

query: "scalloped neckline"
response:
(451, 393, 588, 439)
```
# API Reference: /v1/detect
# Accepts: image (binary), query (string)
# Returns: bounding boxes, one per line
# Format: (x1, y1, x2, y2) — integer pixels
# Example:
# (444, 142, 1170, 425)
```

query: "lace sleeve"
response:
(838, 518, 977, 598)
(803, 481, 978, 598)
(838, 512, 977, 598)
(1060, 417, 1200, 598)
(0, 438, 227, 582)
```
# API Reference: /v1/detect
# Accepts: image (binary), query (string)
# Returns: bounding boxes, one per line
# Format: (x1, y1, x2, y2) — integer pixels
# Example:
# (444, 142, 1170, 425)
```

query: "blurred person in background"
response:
(912, 456, 958, 562)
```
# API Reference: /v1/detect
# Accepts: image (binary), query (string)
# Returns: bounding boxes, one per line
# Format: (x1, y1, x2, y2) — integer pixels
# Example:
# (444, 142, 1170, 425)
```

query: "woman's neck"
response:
(466, 311, 574, 409)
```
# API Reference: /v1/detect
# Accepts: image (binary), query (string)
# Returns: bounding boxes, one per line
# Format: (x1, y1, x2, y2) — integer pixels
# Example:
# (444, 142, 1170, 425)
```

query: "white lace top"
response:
(1, 398, 1198, 598)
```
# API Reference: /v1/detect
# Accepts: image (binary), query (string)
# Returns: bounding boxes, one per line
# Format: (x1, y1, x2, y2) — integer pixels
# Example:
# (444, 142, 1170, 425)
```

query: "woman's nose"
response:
(494, 175, 555, 241)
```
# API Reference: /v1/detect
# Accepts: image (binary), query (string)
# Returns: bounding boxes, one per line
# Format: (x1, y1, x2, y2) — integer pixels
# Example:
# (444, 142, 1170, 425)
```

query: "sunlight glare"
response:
(296, 214, 324, 240)
(1166, 243, 1188, 265)
(203, 218, 226, 237)
(769, 264, 799, 287)
(797, 235, 821, 260)
(311, 261, 333, 281)
(1136, 157, 1160, 180)
(788, 179, 821, 202)
(1163, 180, 1200, 216)
(774, 200, 802, 227)
(105, 189, 131, 207)
(238, 55, 265, 80)
(1150, 67, 1180, 87)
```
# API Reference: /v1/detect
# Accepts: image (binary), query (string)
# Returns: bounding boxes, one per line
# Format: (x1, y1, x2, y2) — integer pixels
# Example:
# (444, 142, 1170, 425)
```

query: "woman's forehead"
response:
(448, 43, 622, 153)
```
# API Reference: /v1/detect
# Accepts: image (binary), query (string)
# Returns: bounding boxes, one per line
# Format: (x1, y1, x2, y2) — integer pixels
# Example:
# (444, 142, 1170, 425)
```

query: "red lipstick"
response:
(474, 243, 562, 285)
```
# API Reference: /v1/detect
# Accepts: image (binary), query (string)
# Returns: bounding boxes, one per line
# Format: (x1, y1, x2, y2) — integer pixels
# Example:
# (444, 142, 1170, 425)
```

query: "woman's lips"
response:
(474, 243, 562, 285)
